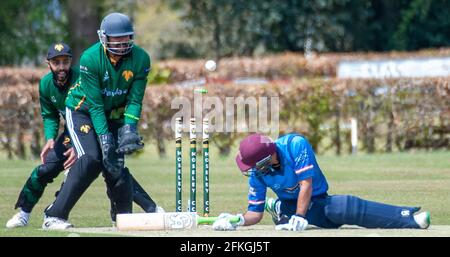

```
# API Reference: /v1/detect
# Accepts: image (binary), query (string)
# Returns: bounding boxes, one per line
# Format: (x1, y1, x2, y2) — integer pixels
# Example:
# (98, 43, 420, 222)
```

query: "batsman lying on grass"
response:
(6, 42, 160, 229)
(212, 133, 431, 231)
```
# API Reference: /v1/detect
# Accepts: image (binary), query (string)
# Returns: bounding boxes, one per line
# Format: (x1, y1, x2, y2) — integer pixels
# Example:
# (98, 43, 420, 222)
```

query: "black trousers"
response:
(14, 130, 71, 212)
(45, 108, 156, 220)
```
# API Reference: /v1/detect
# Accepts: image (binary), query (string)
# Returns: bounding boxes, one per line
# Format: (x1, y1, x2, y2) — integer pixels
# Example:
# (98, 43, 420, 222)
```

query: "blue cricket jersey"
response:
(247, 134, 329, 212)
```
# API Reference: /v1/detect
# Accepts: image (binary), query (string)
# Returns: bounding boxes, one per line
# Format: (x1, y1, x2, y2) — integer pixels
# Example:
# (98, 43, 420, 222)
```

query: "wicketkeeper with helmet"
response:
(212, 133, 431, 231)
(6, 42, 159, 229)
(43, 13, 159, 229)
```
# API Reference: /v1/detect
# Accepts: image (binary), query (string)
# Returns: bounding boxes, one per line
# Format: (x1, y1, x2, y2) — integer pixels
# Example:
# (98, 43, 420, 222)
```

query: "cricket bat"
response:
(116, 212, 240, 231)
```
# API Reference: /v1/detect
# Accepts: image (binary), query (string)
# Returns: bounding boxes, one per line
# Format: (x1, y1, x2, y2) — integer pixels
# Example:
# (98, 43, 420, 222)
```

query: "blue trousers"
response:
(280, 194, 421, 229)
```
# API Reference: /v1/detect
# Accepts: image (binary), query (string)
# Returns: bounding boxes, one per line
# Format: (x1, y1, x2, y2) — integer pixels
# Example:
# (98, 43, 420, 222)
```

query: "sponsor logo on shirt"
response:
(272, 184, 281, 190)
(295, 148, 309, 164)
(401, 210, 411, 217)
(80, 65, 89, 73)
(103, 71, 109, 82)
(248, 187, 257, 197)
(101, 88, 128, 97)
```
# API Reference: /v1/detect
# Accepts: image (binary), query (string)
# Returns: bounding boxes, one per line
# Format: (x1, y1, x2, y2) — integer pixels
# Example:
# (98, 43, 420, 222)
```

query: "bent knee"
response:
(324, 195, 360, 225)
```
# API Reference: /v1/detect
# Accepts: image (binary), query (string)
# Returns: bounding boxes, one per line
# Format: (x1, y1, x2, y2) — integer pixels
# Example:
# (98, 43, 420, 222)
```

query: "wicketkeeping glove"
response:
(116, 124, 144, 154)
(99, 133, 123, 174)
(275, 214, 308, 231)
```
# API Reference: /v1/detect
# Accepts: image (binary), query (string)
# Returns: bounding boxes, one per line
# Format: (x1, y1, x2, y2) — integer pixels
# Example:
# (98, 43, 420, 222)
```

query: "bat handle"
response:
(197, 216, 241, 225)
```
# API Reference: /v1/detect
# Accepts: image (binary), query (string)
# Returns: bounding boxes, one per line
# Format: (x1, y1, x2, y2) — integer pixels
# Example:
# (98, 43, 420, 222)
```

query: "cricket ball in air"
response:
(205, 60, 217, 72)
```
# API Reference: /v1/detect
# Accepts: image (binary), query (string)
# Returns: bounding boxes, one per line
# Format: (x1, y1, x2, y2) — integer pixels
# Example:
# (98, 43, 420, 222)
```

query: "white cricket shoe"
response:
(42, 216, 73, 230)
(6, 211, 30, 228)
(155, 206, 165, 213)
(414, 211, 431, 229)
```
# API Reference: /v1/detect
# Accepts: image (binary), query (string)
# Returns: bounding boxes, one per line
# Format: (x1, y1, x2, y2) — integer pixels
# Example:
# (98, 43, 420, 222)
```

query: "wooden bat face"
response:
(116, 212, 198, 231)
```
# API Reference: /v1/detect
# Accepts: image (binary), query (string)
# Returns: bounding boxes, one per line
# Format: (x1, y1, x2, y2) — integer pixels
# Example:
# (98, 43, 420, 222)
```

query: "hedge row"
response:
(1, 67, 448, 159)
(142, 77, 449, 156)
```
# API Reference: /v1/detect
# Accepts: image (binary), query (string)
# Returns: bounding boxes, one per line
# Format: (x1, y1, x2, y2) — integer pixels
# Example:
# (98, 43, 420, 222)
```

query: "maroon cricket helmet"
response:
(235, 133, 276, 172)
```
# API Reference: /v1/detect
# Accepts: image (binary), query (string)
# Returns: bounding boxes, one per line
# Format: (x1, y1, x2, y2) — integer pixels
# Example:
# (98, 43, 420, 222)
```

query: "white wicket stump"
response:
(189, 118, 197, 212)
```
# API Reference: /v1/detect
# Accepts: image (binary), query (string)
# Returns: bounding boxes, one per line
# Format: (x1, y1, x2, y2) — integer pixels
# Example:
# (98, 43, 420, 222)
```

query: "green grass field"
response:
(1, 143, 449, 237)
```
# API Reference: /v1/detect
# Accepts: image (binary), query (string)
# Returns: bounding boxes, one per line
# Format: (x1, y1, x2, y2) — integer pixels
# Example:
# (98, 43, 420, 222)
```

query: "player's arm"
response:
(296, 177, 312, 216)
(116, 53, 151, 154)
(276, 135, 314, 231)
(39, 81, 60, 163)
(213, 176, 267, 230)
(292, 136, 315, 220)
(79, 55, 109, 136)
(242, 211, 263, 226)
(39, 81, 60, 141)
(123, 53, 151, 125)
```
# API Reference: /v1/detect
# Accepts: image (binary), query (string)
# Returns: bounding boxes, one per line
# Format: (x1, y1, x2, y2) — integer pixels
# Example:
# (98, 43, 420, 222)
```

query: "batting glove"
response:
(212, 213, 245, 231)
(275, 214, 308, 231)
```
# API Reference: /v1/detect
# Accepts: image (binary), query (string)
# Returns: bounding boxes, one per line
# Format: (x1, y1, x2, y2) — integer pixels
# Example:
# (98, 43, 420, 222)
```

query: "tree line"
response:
(1, 0, 449, 64)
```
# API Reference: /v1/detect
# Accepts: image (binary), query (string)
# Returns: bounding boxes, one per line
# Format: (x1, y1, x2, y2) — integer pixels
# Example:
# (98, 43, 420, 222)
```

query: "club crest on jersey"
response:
(54, 44, 64, 52)
(63, 136, 71, 146)
(80, 124, 91, 134)
(122, 70, 133, 81)
(51, 96, 57, 103)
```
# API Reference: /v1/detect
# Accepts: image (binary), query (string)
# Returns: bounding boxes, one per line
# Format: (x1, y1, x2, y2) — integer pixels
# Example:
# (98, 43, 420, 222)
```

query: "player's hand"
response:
(116, 124, 144, 154)
(275, 214, 308, 231)
(99, 133, 123, 174)
(212, 218, 236, 231)
(212, 213, 245, 231)
(63, 147, 77, 170)
(40, 139, 55, 164)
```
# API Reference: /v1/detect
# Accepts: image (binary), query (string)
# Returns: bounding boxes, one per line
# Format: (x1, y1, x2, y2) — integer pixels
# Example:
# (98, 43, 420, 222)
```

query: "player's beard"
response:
(51, 67, 70, 86)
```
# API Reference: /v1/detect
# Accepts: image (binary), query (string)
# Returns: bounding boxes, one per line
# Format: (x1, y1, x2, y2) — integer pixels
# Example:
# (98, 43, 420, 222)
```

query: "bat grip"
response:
(197, 216, 241, 225)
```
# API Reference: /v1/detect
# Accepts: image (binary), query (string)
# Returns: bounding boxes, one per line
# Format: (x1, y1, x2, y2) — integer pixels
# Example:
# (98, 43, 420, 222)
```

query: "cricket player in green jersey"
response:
(6, 42, 160, 229)
(6, 43, 78, 228)
(43, 13, 157, 229)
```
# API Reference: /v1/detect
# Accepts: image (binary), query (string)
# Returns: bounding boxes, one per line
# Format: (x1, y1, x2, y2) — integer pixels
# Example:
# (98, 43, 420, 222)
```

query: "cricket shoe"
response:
(6, 211, 30, 228)
(42, 215, 73, 230)
(155, 206, 165, 213)
(414, 211, 431, 229)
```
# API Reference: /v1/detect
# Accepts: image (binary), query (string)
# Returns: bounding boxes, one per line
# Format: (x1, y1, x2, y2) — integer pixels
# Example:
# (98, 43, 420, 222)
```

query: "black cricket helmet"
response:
(97, 12, 134, 55)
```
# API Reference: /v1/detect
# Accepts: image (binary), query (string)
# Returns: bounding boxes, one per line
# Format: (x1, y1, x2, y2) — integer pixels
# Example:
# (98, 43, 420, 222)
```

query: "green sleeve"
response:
(124, 53, 151, 124)
(39, 81, 59, 141)
(80, 54, 109, 136)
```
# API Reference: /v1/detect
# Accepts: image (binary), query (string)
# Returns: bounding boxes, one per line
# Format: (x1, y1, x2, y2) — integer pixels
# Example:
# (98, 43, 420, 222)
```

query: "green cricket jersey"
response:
(66, 42, 151, 136)
(39, 67, 80, 141)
